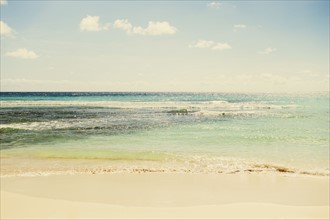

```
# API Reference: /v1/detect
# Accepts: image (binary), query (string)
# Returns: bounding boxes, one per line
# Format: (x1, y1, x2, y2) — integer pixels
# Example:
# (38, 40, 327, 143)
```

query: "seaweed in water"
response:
(167, 109, 188, 115)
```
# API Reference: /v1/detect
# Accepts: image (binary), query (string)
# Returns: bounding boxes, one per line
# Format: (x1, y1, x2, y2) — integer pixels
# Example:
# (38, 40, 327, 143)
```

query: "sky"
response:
(0, 0, 329, 93)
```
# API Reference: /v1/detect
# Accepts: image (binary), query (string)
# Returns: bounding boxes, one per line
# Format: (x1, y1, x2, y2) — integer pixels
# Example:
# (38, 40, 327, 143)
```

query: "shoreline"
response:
(1, 156, 329, 178)
(1, 173, 329, 219)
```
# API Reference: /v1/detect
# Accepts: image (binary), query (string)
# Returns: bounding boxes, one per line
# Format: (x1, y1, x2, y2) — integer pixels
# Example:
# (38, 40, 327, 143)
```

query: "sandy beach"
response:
(1, 0, 329, 218)
(1, 173, 329, 219)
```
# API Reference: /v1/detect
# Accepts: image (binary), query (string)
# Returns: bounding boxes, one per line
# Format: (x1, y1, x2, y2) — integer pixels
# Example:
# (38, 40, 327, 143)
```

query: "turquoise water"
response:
(0, 92, 329, 176)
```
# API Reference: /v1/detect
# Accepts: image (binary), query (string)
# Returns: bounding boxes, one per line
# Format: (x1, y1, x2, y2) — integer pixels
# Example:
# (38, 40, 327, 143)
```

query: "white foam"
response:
(0, 100, 298, 111)
(0, 120, 73, 131)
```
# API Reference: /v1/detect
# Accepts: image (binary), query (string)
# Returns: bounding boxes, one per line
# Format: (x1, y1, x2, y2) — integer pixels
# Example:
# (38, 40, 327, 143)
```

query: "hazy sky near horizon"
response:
(1, 0, 329, 92)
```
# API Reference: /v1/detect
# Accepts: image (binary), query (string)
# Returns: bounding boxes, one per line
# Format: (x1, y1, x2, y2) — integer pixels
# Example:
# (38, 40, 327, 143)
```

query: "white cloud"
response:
(207, 2, 221, 9)
(5, 48, 39, 59)
(189, 40, 231, 50)
(113, 19, 177, 36)
(189, 40, 214, 49)
(113, 19, 132, 33)
(79, 15, 110, 32)
(0, 20, 13, 37)
(142, 21, 177, 35)
(0, 0, 7, 5)
(80, 17, 176, 36)
(234, 24, 247, 29)
(212, 42, 231, 50)
(258, 47, 276, 55)
(233, 24, 247, 32)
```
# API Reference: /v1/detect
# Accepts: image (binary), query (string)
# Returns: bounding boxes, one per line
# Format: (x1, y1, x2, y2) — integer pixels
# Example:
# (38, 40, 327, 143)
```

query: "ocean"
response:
(0, 92, 329, 176)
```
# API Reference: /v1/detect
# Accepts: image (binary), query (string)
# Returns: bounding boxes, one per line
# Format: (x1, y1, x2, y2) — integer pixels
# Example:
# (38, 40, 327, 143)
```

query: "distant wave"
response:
(0, 100, 298, 110)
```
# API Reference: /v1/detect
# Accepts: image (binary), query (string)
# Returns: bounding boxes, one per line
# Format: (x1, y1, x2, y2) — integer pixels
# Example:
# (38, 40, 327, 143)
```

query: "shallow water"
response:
(0, 92, 329, 176)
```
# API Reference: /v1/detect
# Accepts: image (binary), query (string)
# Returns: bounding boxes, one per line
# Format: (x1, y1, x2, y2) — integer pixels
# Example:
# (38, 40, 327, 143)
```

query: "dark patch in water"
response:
(0, 107, 112, 124)
(0, 128, 21, 134)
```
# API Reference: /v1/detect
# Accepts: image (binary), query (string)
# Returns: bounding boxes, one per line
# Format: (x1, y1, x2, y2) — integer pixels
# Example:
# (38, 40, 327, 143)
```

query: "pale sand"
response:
(1, 173, 329, 219)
